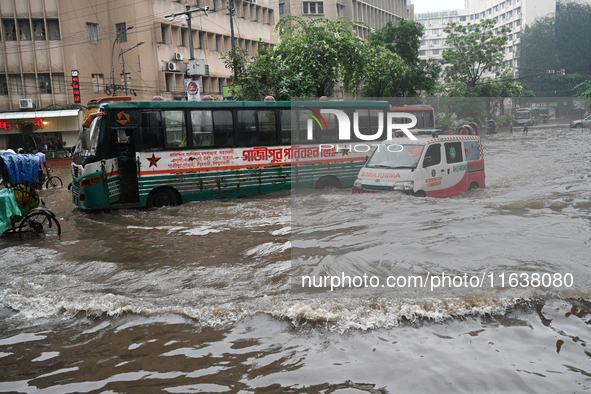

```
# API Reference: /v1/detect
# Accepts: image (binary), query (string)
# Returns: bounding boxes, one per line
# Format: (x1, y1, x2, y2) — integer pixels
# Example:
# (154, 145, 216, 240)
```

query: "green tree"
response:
(360, 46, 405, 97)
(365, 20, 440, 97)
(519, 1, 591, 96)
(16, 121, 39, 151)
(441, 19, 510, 89)
(223, 16, 367, 100)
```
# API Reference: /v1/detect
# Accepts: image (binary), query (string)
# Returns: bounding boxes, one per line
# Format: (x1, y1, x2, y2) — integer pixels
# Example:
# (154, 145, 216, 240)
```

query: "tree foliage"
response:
(364, 20, 440, 97)
(223, 16, 367, 100)
(16, 121, 39, 150)
(441, 19, 510, 88)
(519, 1, 591, 96)
(223, 17, 440, 100)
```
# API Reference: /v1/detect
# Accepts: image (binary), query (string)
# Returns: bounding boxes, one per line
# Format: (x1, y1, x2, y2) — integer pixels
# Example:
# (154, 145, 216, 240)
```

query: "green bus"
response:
(71, 99, 391, 209)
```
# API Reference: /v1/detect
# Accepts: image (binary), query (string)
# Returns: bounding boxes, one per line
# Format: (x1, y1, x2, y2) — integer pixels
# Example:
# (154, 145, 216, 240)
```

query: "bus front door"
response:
(116, 128, 140, 204)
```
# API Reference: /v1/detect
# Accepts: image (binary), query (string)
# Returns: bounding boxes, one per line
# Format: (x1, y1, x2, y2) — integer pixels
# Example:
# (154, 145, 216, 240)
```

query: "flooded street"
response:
(1, 126, 591, 393)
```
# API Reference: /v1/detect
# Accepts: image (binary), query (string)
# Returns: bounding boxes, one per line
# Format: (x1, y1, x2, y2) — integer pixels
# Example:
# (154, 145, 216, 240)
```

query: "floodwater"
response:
(1, 126, 591, 393)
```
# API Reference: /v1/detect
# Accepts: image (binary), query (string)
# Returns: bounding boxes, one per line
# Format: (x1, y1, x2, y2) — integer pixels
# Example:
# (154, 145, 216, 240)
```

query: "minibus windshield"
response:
(74, 116, 103, 157)
(515, 111, 531, 119)
(366, 144, 423, 169)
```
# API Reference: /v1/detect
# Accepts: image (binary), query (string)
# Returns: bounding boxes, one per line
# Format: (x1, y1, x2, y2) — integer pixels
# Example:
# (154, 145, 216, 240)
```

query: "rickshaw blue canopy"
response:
(0, 153, 40, 184)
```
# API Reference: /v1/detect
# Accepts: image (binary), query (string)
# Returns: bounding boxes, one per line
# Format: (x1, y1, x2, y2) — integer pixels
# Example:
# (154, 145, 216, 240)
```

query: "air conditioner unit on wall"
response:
(167, 62, 177, 71)
(19, 99, 34, 109)
(174, 52, 183, 61)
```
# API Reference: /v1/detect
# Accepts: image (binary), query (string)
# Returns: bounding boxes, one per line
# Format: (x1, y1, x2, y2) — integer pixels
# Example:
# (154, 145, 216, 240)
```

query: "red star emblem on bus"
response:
(341, 148, 350, 156)
(147, 153, 161, 167)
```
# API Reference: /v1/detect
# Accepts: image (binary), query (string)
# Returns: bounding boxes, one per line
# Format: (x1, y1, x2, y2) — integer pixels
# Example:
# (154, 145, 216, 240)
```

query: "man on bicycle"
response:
(35, 147, 49, 190)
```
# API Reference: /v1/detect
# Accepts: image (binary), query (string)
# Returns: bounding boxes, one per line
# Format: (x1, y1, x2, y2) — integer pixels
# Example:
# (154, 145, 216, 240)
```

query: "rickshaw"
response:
(0, 152, 61, 238)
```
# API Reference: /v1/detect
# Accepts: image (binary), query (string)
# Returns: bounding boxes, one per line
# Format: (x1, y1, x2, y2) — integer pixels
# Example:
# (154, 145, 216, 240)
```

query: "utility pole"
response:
(119, 42, 144, 95)
(111, 25, 134, 96)
(165, 6, 209, 64)
(228, 0, 238, 83)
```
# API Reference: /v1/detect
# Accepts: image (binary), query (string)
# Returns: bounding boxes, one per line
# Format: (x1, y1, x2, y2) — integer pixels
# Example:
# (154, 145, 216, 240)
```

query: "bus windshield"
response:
(366, 145, 423, 169)
(515, 111, 531, 119)
(75, 116, 103, 157)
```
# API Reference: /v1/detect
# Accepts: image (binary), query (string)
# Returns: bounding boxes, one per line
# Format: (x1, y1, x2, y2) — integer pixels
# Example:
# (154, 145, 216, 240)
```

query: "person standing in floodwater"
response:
(523, 123, 528, 134)
(509, 121, 514, 134)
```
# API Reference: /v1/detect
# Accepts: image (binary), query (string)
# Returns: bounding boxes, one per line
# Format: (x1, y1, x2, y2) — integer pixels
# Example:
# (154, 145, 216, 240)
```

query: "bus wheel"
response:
(469, 182, 480, 191)
(413, 190, 427, 197)
(316, 176, 341, 190)
(147, 188, 178, 208)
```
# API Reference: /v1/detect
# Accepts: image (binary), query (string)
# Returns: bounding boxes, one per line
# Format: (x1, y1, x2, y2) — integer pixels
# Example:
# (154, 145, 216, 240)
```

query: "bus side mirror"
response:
(365, 155, 369, 162)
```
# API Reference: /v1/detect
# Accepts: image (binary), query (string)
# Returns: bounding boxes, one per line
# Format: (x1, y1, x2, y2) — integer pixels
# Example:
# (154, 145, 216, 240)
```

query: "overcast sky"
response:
(412, 0, 466, 13)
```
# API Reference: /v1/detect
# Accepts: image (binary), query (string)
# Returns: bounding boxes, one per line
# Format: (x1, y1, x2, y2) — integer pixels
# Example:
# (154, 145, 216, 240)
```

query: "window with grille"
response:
(47, 19, 60, 40)
(303, 1, 324, 14)
(0, 75, 7, 95)
(18, 20, 31, 41)
(116, 22, 127, 43)
(32, 20, 46, 40)
(52, 73, 65, 94)
(86, 22, 99, 43)
(39, 74, 52, 94)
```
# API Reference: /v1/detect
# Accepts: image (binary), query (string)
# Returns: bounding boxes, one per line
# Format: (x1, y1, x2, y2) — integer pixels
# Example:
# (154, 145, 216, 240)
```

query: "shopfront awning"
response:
(0, 109, 83, 135)
(0, 109, 80, 120)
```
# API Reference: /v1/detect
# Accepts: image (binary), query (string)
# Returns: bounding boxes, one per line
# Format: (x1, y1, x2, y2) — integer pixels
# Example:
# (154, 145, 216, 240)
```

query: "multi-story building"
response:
(0, 0, 278, 151)
(279, 0, 414, 38)
(416, 0, 556, 79)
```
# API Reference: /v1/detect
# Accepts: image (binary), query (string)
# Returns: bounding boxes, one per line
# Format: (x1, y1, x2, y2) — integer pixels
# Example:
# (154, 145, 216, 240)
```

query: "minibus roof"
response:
(382, 134, 481, 145)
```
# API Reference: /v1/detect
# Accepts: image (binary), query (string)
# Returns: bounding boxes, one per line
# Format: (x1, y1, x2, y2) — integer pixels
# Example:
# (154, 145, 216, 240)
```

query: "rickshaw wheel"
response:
(18, 210, 61, 239)
(45, 176, 63, 188)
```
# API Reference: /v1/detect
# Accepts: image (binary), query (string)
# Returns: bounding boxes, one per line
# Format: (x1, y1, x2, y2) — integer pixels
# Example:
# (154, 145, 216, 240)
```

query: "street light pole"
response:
(165, 7, 209, 71)
(119, 42, 144, 96)
(111, 25, 134, 96)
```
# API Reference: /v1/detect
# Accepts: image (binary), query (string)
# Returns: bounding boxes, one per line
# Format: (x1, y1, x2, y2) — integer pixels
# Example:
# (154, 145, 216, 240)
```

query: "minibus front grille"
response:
(362, 185, 393, 192)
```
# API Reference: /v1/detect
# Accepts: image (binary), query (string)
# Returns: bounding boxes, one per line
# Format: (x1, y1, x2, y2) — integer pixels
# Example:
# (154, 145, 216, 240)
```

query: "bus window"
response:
(295, 109, 337, 143)
(297, 110, 311, 143)
(279, 109, 292, 144)
(190, 110, 214, 148)
(237, 110, 258, 146)
(354, 109, 383, 141)
(141, 112, 164, 151)
(163, 111, 186, 148)
(320, 113, 338, 143)
(258, 110, 277, 146)
(213, 111, 234, 147)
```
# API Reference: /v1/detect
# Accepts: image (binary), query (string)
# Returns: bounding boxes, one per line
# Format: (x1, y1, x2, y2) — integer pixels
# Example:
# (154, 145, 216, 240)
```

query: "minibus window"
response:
(464, 141, 480, 161)
(423, 143, 441, 167)
(444, 142, 463, 164)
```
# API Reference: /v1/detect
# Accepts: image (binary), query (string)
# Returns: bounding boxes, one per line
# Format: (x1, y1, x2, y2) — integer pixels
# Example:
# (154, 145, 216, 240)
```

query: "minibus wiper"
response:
(369, 164, 398, 169)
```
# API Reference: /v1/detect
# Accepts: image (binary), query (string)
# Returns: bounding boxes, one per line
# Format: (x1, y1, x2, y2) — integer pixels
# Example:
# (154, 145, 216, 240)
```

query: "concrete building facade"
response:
(415, 0, 556, 79)
(279, 0, 414, 38)
(0, 0, 278, 150)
